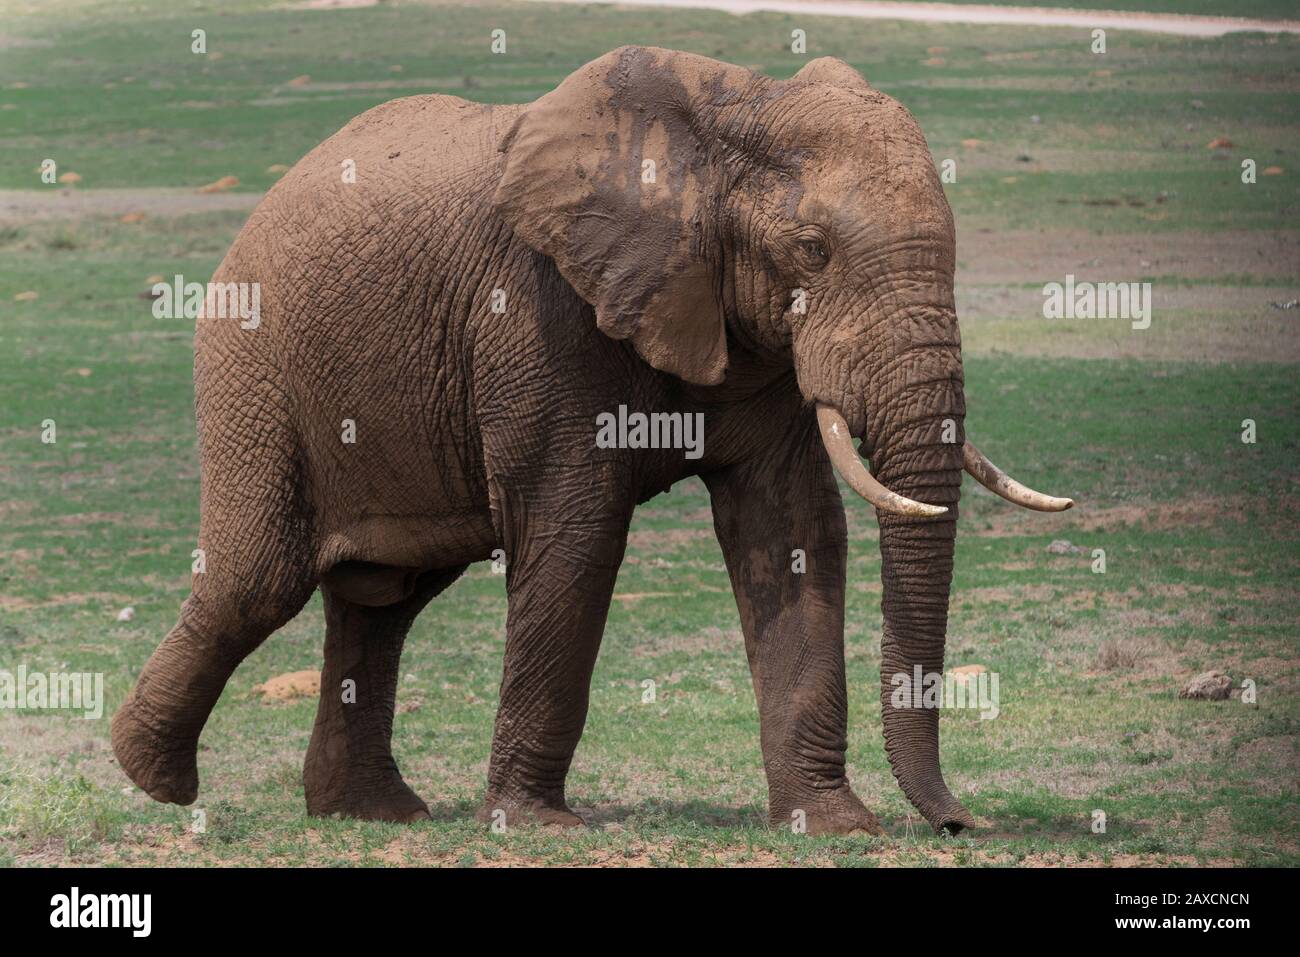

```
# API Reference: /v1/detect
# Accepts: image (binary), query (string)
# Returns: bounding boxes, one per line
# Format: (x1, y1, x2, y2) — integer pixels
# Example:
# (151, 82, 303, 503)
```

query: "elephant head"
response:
(494, 46, 1071, 832)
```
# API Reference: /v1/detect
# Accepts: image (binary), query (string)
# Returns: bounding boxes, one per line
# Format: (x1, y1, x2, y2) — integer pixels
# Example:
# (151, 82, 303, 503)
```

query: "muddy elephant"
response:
(112, 46, 1072, 835)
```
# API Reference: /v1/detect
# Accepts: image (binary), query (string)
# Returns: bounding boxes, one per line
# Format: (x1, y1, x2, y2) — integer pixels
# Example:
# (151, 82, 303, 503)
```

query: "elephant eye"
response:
(797, 236, 830, 270)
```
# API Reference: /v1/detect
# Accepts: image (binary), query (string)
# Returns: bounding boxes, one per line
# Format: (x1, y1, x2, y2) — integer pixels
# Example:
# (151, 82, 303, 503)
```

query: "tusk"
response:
(815, 404, 948, 518)
(963, 440, 1074, 512)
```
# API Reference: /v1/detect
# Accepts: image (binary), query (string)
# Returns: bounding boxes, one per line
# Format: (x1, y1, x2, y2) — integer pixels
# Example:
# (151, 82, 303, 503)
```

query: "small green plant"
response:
(1097, 640, 1142, 671)
(44, 230, 79, 251)
(202, 799, 257, 846)
(0, 765, 121, 852)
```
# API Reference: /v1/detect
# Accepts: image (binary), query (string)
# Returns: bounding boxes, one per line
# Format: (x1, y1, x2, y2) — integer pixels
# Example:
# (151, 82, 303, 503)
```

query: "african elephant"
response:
(112, 46, 1071, 835)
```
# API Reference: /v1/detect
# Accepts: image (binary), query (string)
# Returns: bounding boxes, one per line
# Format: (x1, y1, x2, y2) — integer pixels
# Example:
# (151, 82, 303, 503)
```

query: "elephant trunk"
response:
(866, 420, 1074, 832)
(805, 295, 976, 831)
(816, 384, 1074, 830)
(867, 370, 975, 833)
(875, 499, 974, 833)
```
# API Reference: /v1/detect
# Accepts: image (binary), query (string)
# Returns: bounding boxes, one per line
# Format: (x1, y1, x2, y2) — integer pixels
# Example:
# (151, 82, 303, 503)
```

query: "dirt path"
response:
(0, 187, 261, 222)
(9, 186, 1294, 286)
(527, 0, 1300, 37)
(957, 228, 1300, 285)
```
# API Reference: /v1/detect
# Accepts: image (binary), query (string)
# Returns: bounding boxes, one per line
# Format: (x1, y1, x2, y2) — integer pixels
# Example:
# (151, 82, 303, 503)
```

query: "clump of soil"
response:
(252, 670, 320, 702)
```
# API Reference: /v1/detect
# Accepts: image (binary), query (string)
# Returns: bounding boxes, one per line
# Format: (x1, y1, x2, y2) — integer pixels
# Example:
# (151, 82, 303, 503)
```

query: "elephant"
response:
(111, 45, 1072, 835)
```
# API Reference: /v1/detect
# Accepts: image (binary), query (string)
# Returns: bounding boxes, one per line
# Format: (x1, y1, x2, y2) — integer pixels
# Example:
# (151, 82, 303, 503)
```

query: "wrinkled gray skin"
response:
(113, 47, 993, 834)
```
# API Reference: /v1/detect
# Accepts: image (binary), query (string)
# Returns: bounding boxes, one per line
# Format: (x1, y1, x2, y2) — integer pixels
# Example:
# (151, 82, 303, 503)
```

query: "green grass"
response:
(2, 1, 1297, 232)
(1, 0, 1297, 867)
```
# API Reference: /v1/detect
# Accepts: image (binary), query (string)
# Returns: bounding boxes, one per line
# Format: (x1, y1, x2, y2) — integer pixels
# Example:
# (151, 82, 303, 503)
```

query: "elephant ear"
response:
(792, 57, 872, 91)
(494, 46, 751, 386)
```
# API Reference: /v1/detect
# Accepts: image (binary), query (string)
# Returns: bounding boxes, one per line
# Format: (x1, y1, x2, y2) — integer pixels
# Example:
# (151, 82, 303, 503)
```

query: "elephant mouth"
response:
(813, 403, 1074, 516)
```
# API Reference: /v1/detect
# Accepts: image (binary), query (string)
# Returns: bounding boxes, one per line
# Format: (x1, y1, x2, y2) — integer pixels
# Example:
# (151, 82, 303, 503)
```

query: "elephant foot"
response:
(304, 767, 432, 823)
(772, 787, 884, 836)
(476, 794, 586, 830)
(111, 692, 200, 805)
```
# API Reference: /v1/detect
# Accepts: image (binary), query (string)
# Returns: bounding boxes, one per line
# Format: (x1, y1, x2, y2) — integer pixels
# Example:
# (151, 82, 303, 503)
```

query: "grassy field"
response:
(1, 0, 1297, 867)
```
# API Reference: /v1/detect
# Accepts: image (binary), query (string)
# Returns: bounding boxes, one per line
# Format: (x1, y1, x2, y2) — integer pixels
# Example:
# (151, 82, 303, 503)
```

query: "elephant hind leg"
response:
(112, 576, 317, 805)
(304, 565, 466, 822)
(113, 416, 318, 805)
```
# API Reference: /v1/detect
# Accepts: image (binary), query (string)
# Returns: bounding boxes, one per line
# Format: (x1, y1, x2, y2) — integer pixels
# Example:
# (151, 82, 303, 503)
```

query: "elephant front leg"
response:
(704, 417, 882, 837)
(479, 496, 631, 830)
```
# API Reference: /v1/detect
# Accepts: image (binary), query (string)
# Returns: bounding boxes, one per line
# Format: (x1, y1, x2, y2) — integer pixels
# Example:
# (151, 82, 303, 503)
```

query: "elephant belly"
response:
(300, 397, 495, 573)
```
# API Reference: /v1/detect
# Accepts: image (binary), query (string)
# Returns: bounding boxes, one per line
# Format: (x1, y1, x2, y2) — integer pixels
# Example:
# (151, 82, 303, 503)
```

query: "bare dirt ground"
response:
(953, 228, 1300, 361)
(9, 188, 1290, 277)
(85, 823, 1226, 866)
(0, 187, 261, 222)
(527, 0, 1300, 37)
(958, 229, 1300, 287)
(293, 0, 1300, 36)
(293, 0, 379, 8)
(6, 188, 1294, 362)
(957, 285, 1300, 361)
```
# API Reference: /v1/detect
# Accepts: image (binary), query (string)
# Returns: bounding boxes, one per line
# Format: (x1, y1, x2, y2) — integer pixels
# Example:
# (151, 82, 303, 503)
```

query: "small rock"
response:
(116, 606, 135, 622)
(1178, 670, 1232, 700)
(1047, 539, 1086, 555)
(949, 664, 987, 686)
(266, 163, 290, 174)
(1206, 137, 1234, 150)
(197, 175, 239, 194)
(286, 74, 311, 87)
